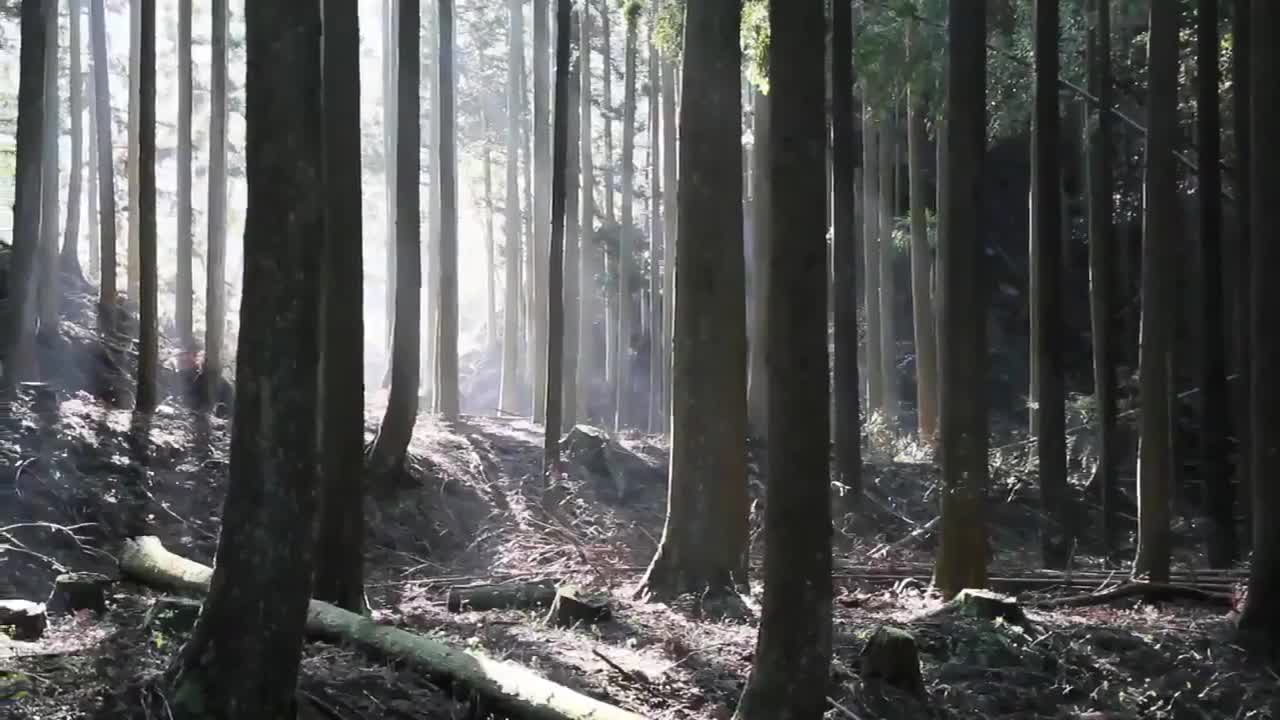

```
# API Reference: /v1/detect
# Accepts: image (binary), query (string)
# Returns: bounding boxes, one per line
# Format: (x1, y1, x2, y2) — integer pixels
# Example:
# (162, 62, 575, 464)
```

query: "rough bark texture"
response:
(562, 17, 582, 432)
(544, 0, 572, 475)
(862, 112, 883, 414)
(437, 0, 460, 421)
(61, 0, 85, 278)
(90, 0, 116, 331)
(1236, 0, 1279, 655)
(906, 33, 937, 444)
(831, 0, 862, 503)
(575, 5, 595, 423)
(166, 0, 324, 711)
(1032, 0, 1070, 569)
(313, 0, 367, 614)
(613, 9, 638, 431)
(136, 0, 159, 412)
(501, 0, 525, 414)
(1085, 0, 1117, 555)
(1134, 0, 1177, 584)
(660, 58, 677, 436)
(734, 3, 831, 717)
(934, 0, 990, 600)
(532, 0, 551, 423)
(203, 0, 228, 408)
(636, 0, 747, 603)
(746, 89, 770, 440)
(175, 0, 194, 350)
(367, 0, 422, 482)
(877, 115, 898, 426)
(1230, 0, 1251, 548)
(37, 0, 59, 345)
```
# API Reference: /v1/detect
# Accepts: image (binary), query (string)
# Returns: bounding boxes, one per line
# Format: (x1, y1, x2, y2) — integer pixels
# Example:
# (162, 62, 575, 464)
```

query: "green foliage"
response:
(652, 0, 684, 58)
(741, 0, 770, 93)
(620, 0, 644, 26)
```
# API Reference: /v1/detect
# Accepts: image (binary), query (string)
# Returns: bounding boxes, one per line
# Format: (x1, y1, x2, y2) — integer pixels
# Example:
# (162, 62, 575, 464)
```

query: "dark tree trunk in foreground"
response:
(544, 0, 572, 476)
(1085, 0, 1117, 556)
(176, 0, 194, 350)
(562, 27, 582, 432)
(37, 0, 59, 345)
(204, 0, 228, 408)
(5, 0, 47, 389)
(532, 0, 551, 423)
(1032, 0, 1070, 569)
(1231, 0, 1251, 550)
(1197, 0, 1235, 568)
(313, 0, 366, 614)
(367, 0, 422, 482)
(746, 89, 770, 440)
(1134, 0, 1177, 584)
(437, 0, 459, 421)
(62, 0, 85, 278)
(136, 0, 159, 411)
(734, 3, 831, 718)
(168, 0, 324, 714)
(660, 57, 677, 436)
(637, 0, 748, 603)
(91, 0, 118, 334)
(1236, 0, 1279, 656)
(934, 0, 990, 600)
(576, 5, 596, 423)
(831, 0, 862, 503)
(499, 0, 523, 414)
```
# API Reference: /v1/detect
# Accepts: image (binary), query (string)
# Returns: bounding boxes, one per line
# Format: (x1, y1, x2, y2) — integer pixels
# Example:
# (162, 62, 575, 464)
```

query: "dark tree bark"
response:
(61, 0, 85, 278)
(1032, 0, 1070, 569)
(37, 0, 59, 345)
(500, 0, 524, 414)
(1197, 0, 1235, 568)
(831, 0, 862, 503)
(600, 0, 615, 226)
(877, 114, 898, 426)
(660, 56, 677, 436)
(613, 5, 638, 431)
(127, 0, 140, 301)
(907, 20, 937, 445)
(176, 0, 194, 351)
(4, 0, 47, 389)
(167, 0, 324, 713)
(532, 0, 551, 423)
(734, 2, 831, 717)
(1085, 0, 1117, 556)
(1134, 0, 1178, 584)
(576, 5, 596, 423)
(313, 0, 367, 614)
(862, 111, 883, 414)
(645, 10, 662, 433)
(90, 0, 117, 335)
(544, 0, 572, 476)
(381, 0, 397, 361)
(1236, 0, 1279, 655)
(746, 89, 770, 440)
(563, 18, 582, 431)
(136, 0, 159, 412)
(367, 0, 422, 481)
(934, 0, 990, 600)
(1230, 0, 1251, 549)
(437, 0, 459, 421)
(636, 0, 748, 603)
(203, 0, 228, 408)
(87, 60, 100, 281)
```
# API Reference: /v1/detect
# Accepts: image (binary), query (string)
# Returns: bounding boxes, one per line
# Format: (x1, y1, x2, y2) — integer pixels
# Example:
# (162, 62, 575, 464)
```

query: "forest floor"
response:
(0, 380, 1277, 718)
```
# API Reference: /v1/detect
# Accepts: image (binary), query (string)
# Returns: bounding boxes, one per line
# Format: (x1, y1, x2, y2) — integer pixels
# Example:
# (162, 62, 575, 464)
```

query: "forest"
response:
(0, 0, 1277, 717)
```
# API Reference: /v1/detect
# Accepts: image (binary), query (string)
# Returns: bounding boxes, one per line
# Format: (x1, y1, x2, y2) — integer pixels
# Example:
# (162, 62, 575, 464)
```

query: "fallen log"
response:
(447, 581, 560, 613)
(1032, 582, 1235, 609)
(120, 536, 646, 720)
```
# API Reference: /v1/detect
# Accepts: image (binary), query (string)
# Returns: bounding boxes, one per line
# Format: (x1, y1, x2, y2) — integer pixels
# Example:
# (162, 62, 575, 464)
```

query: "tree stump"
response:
(446, 581, 560, 613)
(47, 572, 112, 614)
(561, 425, 629, 498)
(930, 588, 1035, 631)
(544, 586, 612, 628)
(0, 600, 48, 641)
(860, 625, 925, 698)
(144, 596, 203, 634)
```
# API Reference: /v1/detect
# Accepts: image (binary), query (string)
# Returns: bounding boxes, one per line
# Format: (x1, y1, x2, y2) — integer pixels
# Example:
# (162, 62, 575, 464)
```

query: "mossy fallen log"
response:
(119, 536, 645, 720)
(447, 581, 560, 612)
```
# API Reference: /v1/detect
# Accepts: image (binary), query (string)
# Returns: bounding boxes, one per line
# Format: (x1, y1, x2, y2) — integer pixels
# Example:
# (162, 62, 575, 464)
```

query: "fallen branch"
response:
(1032, 582, 1235, 609)
(868, 517, 940, 559)
(119, 536, 646, 720)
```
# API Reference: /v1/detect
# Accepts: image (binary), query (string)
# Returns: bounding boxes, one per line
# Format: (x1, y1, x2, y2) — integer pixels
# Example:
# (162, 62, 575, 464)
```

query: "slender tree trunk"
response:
(544, 0, 573, 475)
(203, 0, 228, 408)
(646, 15, 662, 433)
(313, 0, 366, 613)
(168, 1, 324, 708)
(1086, 0, 1117, 555)
(613, 8, 637, 431)
(136, 0, 158, 412)
(832, 0, 862, 503)
(638, 0, 748, 605)
(563, 28, 582, 431)
(500, 0, 524, 414)
(863, 111, 883, 414)
(601, 0, 614, 225)
(436, 0, 459, 421)
(37, 0, 59, 346)
(877, 115, 897, 424)
(86, 62, 100, 281)
(382, 0, 397, 363)
(934, 0, 990, 600)
(1134, 0, 1178, 584)
(906, 44, 938, 444)
(522, 47, 536, 400)
(91, 0, 116, 335)
(1236, 0, 1279, 653)
(62, 0, 85, 278)
(1230, 0, 1251, 550)
(661, 58, 677, 436)
(484, 135, 498, 353)
(575, 4, 596, 423)
(735, 2, 831, 716)
(1032, 0, 1070, 568)
(532, 0, 551, 424)
(746, 89, 770, 440)
(423, 6, 439, 411)
(175, 0, 194, 351)
(128, 0, 140, 301)
(367, 0, 422, 481)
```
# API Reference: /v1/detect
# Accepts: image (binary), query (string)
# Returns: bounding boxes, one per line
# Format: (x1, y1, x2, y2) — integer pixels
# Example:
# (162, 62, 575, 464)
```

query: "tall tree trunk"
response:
(746, 89, 770, 440)
(86, 60, 100, 281)
(832, 0, 862, 503)
(1236, 0, 1279, 653)
(367, 0, 422, 481)
(563, 26, 582, 431)
(877, 115, 897, 425)
(934, 0, 990, 600)
(637, 0, 748, 605)
(906, 45, 938, 445)
(544, 0, 573, 475)
(62, 0, 85, 278)
(1033, 0, 1070, 569)
(4, 0, 47, 389)
(646, 14, 662, 434)
(136, 0, 158, 412)
(522, 45, 536, 400)
(734, 2, 831, 716)
(600, 0, 614, 226)
(484, 134, 498, 353)
(436, 0, 459, 421)
(91, 0, 116, 334)
(204, 0, 228, 408)
(426, 7, 440, 413)
(532, 0, 551, 424)
(1134, 0, 1178, 584)
(1230, 0, 1251, 550)
(1086, 0, 1117, 555)
(168, 1, 324, 708)
(175, 0, 194, 351)
(313, 0, 366, 614)
(37, 0, 59, 347)
(127, 0, 140, 301)
(575, 3, 595, 423)
(862, 111, 883, 414)
(613, 7, 637, 431)
(660, 57, 677, 436)
(500, 0, 524, 414)
(382, 0, 398, 362)
(1197, 0, 1235, 568)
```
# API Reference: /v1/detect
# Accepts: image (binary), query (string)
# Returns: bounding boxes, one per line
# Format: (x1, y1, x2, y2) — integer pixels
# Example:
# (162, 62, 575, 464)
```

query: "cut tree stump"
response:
(119, 536, 646, 720)
(544, 586, 612, 628)
(144, 596, 203, 634)
(923, 588, 1036, 631)
(447, 581, 560, 613)
(47, 572, 112, 614)
(860, 626, 925, 697)
(562, 425, 649, 499)
(0, 600, 47, 640)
